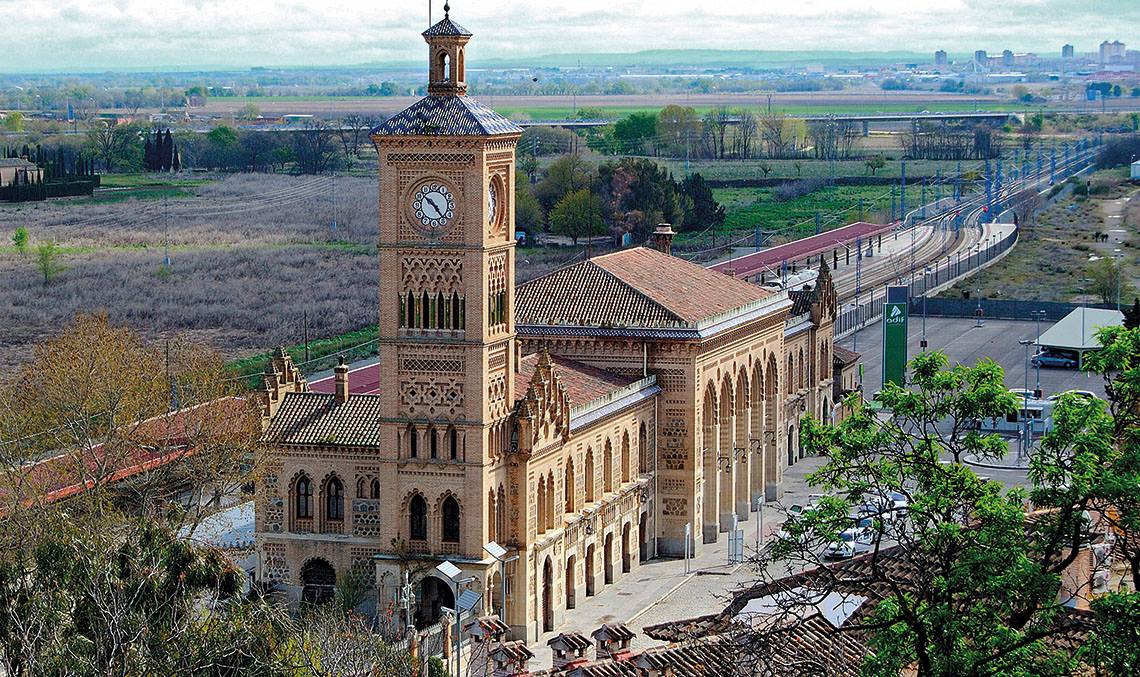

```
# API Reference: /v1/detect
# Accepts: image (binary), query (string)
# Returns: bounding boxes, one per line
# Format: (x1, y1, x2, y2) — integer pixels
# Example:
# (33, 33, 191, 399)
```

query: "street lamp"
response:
(436, 560, 477, 677)
(1018, 339, 1032, 463)
(1030, 310, 1046, 397)
(484, 542, 519, 632)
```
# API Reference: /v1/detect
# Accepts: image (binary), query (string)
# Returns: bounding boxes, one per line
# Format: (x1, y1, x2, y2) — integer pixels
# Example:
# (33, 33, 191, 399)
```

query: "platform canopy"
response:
(1037, 307, 1123, 353)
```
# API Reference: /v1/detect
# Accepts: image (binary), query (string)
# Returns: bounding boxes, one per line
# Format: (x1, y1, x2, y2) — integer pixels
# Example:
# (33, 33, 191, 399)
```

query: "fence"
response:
(911, 298, 1117, 322)
(835, 223, 1019, 338)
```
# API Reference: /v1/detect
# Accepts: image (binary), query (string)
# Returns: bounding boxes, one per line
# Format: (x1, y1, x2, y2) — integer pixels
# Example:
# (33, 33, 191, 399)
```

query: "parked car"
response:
(1032, 353, 1078, 369)
(1048, 390, 1099, 401)
(824, 527, 872, 560)
(858, 500, 896, 524)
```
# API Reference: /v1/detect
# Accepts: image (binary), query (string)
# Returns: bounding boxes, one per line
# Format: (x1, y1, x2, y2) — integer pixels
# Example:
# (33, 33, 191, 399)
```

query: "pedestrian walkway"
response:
(526, 457, 829, 669)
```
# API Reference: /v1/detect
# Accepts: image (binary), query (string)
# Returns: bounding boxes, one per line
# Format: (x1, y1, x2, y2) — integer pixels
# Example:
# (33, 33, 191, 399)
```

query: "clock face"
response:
(410, 182, 456, 239)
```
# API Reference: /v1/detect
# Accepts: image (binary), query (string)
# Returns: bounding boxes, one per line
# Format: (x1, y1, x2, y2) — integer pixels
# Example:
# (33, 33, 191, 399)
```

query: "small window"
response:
(410, 494, 428, 540)
(449, 427, 459, 460)
(370, 478, 381, 500)
(296, 475, 313, 519)
(325, 477, 343, 521)
(356, 477, 366, 499)
(430, 428, 439, 459)
(409, 426, 419, 458)
(442, 495, 460, 543)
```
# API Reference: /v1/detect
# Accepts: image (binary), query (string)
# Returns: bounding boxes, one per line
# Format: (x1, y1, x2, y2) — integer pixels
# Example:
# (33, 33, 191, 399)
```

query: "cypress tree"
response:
(163, 129, 173, 171)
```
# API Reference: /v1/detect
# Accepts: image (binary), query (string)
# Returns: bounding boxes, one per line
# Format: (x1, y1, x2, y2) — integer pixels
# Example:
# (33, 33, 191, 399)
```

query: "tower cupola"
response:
(423, 3, 472, 96)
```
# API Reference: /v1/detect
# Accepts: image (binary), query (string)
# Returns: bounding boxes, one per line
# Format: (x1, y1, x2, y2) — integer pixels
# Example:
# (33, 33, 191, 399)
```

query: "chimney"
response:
(547, 632, 592, 670)
(651, 224, 675, 256)
(334, 357, 349, 404)
(591, 623, 636, 661)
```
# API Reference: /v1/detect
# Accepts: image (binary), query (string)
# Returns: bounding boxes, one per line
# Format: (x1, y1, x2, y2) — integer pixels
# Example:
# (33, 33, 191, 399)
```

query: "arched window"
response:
(536, 476, 547, 534)
(585, 449, 596, 503)
(442, 495, 460, 543)
(408, 425, 419, 458)
(638, 423, 648, 476)
(496, 485, 506, 541)
(430, 427, 439, 459)
(565, 458, 576, 513)
(436, 292, 445, 329)
(410, 494, 428, 541)
(295, 475, 313, 519)
(448, 427, 459, 460)
(604, 439, 614, 493)
(439, 52, 450, 82)
(325, 477, 343, 521)
(421, 292, 430, 328)
(798, 348, 805, 390)
(787, 354, 795, 394)
(488, 490, 497, 543)
(452, 292, 461, 329)
(406, 292, 416, 329)
(621, 432, 631, 483)
(370, 479, 381, 500)
(356, 477, 366, 499)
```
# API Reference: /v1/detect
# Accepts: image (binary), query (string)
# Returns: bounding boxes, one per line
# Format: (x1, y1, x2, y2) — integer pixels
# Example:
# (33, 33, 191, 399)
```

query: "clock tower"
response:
(369, 3, 523, 622)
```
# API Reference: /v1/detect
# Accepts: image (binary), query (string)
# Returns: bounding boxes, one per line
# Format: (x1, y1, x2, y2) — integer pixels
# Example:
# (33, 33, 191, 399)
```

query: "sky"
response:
(3, 0, 1136, 72)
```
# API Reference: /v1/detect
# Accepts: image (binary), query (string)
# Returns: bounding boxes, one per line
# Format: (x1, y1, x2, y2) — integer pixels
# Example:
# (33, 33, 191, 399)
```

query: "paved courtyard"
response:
(525, 457, 826, 669)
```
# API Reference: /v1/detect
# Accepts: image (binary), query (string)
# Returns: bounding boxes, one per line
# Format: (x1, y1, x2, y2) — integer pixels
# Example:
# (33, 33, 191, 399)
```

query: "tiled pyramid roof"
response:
(371, 95, 522, 137)
(262, 392, 384, 447)
(422, 15, 471, 37)
(516, 247, 771, 329)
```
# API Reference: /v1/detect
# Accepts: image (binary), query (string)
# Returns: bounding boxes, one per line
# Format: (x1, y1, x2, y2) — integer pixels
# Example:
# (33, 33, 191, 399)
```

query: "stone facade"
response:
(254, 9, 854, 645)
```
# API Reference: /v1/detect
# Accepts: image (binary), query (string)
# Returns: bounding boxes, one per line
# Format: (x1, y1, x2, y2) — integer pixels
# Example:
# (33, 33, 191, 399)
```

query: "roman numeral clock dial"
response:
(409, 182, 456, 240)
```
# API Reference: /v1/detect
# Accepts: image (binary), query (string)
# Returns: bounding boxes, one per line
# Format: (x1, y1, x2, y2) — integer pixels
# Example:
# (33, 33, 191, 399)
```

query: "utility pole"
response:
(331, 172, 337, 233)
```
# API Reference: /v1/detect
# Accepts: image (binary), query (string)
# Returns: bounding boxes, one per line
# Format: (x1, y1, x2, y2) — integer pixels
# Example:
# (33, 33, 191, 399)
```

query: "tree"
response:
(656, 105, 700, 158)
(11, 227, 28, 257)
(679, 173, 724, 232)
(746, 350, 1129, 676)
(865, 155, 886, 175)
(85, 121, 143, 172)
(1088, 256, 1133, 306)
(1124, 298, 1140, 329)
(758, 162, 772, 178)
(33, 241, 64, 286)
(237, 103, 261, 121)
(612, 112, 657, 155)
(292, 122, 344, 175)
(337, 114, 371, 159)
(2, 112, 24, 133)
(514, 172, 543, 238)
(534, 154, 595, 212)
(550, 188, 604, 245)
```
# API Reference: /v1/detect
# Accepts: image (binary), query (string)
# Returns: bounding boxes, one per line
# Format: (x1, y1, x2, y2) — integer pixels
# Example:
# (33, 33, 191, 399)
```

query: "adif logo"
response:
(886, 305, 906, 324)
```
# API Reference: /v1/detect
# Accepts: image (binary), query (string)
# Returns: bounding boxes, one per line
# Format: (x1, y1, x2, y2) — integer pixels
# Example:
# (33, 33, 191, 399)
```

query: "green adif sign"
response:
(882, 286, 909, 387)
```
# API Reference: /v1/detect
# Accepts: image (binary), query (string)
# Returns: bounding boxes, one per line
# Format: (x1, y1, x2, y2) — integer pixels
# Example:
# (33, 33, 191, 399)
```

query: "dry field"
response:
(0, 174, 379, 372)
(0, 173, 591, 373)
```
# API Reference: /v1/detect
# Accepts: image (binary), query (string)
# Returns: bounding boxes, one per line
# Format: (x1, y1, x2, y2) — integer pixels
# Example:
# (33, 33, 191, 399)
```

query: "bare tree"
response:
(735, 109, 758, 160)
(761, 114, 791, 158)
(293, 120, 344, 174)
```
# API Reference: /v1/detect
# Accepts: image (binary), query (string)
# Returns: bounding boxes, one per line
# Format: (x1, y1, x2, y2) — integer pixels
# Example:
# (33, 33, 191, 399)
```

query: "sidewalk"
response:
(526, 457, 829, 669)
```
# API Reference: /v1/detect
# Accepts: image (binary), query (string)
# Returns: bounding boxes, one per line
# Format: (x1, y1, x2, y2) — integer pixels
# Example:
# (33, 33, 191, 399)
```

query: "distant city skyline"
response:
(3, 0, 1136, 72)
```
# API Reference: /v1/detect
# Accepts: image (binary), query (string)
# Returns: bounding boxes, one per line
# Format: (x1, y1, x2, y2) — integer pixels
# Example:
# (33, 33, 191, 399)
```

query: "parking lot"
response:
(840, 317, 1107, 400)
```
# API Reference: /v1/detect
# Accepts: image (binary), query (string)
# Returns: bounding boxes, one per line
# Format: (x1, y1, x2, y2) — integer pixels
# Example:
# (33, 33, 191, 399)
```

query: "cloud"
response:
(0, 0, 1134, 71)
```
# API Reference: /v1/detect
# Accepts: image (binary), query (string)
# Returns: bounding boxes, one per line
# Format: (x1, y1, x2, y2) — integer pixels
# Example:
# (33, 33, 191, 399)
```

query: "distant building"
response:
(1002, 49, 1014, 67)
(974, 49, 988, 67)
(1062, 44, 1075, 59)
(1131, 159, 1140, 180)
(934, 50, 948, 67)
(1100, 40, 1126, 64)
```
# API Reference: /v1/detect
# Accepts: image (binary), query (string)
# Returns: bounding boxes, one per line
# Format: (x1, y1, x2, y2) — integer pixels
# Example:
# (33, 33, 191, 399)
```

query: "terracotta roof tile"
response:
(517, 247, 770, 329)
(515, 353, 635, 407)
(833, 345, 861, 366)
(262, 392, 384, 447)
(422, 16, 471, 37)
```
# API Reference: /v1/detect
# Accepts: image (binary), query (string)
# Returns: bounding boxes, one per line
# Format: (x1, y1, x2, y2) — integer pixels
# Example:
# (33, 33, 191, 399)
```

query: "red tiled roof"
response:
(833, 345, 861, 366)
(515, 353, 635, 407)
(3, 397, 253, 511)
(517, 247, 770, 329)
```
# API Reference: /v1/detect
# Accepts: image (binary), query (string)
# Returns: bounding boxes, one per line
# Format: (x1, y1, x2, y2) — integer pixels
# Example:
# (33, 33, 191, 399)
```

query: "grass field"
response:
(706, 184, 927, 243)
(658, 158, 980, 182)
